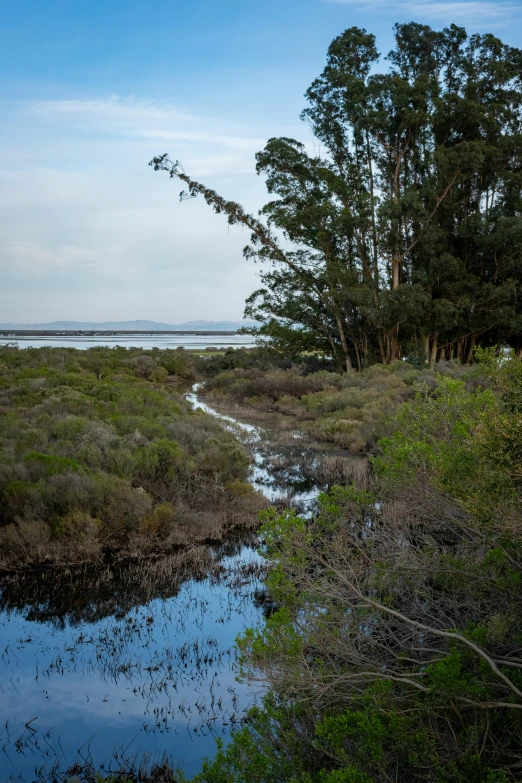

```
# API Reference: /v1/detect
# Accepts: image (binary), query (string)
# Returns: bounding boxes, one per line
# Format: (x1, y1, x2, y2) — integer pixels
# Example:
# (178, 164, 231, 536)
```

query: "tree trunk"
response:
(335, 314, 353, 372)
(391, 254, 400, 291)
(354, 341, 361, 372)
(430, 334, 438, 366)
(466, 335, 476, 364)
(390, 325, 400, 362)
(326, 332, 343, 373)
(377, 332, 386, 365)
(390, 251, 400, 361)
(365, 128, 379, 288)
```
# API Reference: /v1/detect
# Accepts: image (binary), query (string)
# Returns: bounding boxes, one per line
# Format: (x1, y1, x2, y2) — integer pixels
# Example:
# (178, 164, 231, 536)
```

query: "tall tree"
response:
(151, 22, 522, 369)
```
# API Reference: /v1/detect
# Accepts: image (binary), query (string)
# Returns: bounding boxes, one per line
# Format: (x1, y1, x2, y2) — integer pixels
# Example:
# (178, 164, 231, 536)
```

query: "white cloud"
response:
(324, 0, 519, 23)
(22, 96, 267, 152)
(0, 140, 265, 321)
(0, 95, 299, 322)
(2, 242, 99, 271)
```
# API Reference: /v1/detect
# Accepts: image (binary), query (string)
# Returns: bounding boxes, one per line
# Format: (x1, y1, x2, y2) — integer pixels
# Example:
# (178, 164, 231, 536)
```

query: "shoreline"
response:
(0, 329, 242, 337)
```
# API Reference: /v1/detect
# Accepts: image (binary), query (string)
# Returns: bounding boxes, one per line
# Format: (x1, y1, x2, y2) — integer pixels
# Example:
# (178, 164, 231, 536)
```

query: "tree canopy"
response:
(151, 22, 522, 371)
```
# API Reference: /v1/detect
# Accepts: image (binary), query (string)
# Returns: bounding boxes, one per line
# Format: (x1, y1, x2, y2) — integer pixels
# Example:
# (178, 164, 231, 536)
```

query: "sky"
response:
(1, 0, 521, 324)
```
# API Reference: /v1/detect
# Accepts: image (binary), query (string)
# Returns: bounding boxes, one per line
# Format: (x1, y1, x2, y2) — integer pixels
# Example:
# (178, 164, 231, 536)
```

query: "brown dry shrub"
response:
(56, 511, 102, 560)
(310, 418, 367, 452)
(0, 517, 51, 567)
(101, 482, 154, 535)
(129, 355, 156, 378)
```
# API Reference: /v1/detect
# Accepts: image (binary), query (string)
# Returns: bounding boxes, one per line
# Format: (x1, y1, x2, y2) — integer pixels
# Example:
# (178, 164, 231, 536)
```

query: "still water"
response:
(0, 549, 264, 780)
(0, 385, 330, 781)
(2, 334, 258, 351)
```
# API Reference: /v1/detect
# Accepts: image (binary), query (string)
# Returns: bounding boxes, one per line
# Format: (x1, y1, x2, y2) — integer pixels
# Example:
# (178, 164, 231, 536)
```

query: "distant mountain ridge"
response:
(0, 320, 260, 332)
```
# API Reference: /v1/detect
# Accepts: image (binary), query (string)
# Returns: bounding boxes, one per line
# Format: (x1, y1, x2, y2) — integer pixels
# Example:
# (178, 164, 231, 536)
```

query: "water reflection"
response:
(0, 541, 254, 627)
(0, 546, 265, 781)
(188, 384, 368, 514)
(0, 383, 365, 781)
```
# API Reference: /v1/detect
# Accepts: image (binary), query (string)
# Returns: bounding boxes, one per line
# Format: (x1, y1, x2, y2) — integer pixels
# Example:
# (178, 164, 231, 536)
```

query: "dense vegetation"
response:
(202, 358, 485, 452)
(0, 345, 264, 570)
(59, 351, 522, 783)
(152, 22, 522, 371)
(4, 19, 522, 781)
(180, 351, 522, 782)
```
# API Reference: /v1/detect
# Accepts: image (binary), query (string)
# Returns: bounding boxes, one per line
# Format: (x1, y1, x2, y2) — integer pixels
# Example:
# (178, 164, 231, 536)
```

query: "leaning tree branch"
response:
(150, 154, 357, 367)
(149, 155, 304, 278)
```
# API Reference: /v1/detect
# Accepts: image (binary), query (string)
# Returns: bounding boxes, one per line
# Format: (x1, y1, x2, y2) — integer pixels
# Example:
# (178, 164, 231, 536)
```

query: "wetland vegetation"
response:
(10, 346, 515, 782)
(200, 357, 486, 453)
(0, 342, 369, 782)
(181, 351, 522, 783)
(0, 345, 265, 571)
(1, 345, 520, 782)
(3, 15, 522, 783)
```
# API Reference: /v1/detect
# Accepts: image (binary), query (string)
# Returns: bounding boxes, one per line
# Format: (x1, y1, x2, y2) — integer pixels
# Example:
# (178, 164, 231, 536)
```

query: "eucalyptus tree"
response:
(151, 22, 522, 369)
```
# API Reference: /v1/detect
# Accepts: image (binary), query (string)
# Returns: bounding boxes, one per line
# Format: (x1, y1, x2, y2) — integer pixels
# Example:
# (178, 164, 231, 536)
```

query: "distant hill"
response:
(0, 320, 260, 332)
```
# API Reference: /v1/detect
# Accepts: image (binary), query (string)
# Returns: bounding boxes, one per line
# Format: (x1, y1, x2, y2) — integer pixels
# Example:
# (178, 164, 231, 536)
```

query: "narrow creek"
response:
(0, 384, 365, 781)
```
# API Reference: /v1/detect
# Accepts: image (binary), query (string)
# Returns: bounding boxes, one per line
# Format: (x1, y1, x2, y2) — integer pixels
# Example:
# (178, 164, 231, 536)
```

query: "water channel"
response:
(0, 384, 362, 781)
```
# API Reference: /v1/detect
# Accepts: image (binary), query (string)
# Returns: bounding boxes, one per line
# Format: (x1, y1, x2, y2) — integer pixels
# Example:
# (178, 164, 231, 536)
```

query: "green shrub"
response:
(181, 357, 522, 783)
(202, 360, 483, 453)
(0, 345, 264, 568)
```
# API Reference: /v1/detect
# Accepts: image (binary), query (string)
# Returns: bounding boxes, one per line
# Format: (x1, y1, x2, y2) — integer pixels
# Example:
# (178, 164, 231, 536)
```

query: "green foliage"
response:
(153, 23, 522, 369)
(0, 346, 264, 568)
(184, 358, 522, 782)
(376, 355, 521, 523)
(203, 359, 483, 452)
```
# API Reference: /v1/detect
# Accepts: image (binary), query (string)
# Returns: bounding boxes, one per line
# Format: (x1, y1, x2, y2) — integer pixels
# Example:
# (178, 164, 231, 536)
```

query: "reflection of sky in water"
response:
(0, 548, 264, 780)
(0, 383, 336, 780)
(2, 334, 259, 350)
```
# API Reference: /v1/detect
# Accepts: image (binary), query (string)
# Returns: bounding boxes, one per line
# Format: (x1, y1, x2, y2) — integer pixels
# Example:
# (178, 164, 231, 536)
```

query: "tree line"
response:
(152, 22, 522, 371)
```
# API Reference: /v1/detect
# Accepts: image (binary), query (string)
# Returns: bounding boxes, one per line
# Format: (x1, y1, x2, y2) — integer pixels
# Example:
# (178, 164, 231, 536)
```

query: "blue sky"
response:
(1, 0, 521, 323)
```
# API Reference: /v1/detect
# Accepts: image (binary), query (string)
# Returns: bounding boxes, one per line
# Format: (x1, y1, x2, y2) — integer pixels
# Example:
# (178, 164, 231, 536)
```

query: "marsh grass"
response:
(202, 359, 486, 453)
(0, 346, 267, 571)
